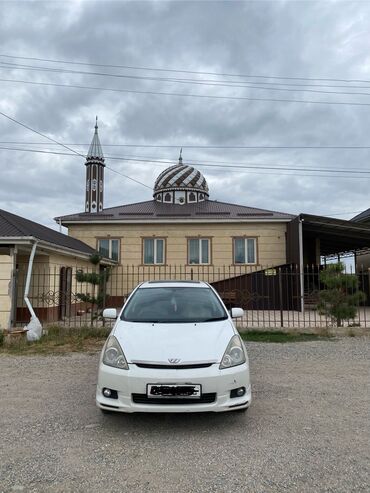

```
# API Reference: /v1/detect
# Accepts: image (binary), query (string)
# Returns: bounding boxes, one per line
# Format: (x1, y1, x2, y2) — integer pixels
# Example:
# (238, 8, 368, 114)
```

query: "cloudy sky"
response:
(1, 0, 370, 231)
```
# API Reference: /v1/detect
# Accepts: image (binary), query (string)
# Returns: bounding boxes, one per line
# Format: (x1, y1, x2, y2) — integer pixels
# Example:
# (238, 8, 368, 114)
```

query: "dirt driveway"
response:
(0, 338, 369, 493)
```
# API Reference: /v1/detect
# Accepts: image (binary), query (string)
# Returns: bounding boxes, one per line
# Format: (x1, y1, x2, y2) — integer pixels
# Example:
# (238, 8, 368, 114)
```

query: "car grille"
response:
(132, 393, 217, 405)
(134, 363, 213, 370)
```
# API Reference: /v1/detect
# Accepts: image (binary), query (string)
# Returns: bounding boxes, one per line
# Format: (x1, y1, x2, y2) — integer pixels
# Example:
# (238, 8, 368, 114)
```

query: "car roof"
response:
(139, 280, 209, 289)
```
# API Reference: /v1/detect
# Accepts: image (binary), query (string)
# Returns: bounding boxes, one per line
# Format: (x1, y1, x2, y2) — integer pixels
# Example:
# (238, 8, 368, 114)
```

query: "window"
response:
(188, 192, 196, 202)
(188, 238, 210, 264)
(164, 192, 172, 202)
(233, 237, 256, 264)
(98, 238, 119, 261)
(143, 238, 165, 264)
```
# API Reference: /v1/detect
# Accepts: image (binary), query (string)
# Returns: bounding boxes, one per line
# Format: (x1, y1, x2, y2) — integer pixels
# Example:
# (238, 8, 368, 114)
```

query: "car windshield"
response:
(121, 286, 227, 323)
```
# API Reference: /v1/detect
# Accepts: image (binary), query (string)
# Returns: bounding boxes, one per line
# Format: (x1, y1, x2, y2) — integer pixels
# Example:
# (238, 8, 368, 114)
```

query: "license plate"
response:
(147, 384, 202, 398)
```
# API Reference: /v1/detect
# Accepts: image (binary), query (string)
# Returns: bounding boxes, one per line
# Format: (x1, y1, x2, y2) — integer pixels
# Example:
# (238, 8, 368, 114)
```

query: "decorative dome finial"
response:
(153, 153, 209, 205)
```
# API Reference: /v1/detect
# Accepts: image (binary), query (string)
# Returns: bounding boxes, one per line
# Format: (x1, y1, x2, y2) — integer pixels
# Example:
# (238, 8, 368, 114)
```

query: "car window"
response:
(121, 287, 227, 323)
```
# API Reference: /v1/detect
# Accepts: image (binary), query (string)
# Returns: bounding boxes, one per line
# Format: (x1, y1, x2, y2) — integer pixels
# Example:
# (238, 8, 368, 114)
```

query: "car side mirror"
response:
(230, 307, 244, 318)
(102, 308, 117, 319)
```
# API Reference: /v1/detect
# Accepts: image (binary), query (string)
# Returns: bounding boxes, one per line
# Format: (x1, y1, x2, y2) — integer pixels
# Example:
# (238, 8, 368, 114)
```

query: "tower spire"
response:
(85, 117, 105, 213)
(87, 116, 104, 160)
(178, 147, 183, 165)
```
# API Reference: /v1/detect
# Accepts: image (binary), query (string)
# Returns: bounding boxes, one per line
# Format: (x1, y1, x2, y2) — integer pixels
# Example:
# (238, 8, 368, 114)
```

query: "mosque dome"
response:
(153, 151, 209, 205)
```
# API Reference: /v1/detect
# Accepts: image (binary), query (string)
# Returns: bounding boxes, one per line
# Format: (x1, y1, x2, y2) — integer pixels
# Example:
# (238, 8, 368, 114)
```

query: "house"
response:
(57, 123, 294, 272)
(0, 208, 113, 330)
(55, 122, 370, 311)
(55, 123, 299, 306)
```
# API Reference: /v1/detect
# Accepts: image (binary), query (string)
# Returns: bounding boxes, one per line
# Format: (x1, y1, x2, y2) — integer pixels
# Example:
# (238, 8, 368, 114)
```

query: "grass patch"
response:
(240, 330, 332, 343)
(0, 326, 110, 355)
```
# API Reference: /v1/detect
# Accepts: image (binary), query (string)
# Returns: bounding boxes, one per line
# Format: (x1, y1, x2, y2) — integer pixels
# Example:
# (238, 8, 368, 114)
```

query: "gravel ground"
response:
(0, 338, 369, 493)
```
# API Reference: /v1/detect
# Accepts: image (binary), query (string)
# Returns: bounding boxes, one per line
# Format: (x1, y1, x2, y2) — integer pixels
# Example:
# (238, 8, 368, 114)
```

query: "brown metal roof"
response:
(56, 200, 294, 223)
(352, 208, 370, 223)
(0, 208, 95, 255)
(300, 213, 370, 256)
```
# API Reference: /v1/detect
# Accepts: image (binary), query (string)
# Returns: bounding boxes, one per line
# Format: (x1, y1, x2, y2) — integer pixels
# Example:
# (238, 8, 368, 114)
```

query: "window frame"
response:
(97, 238, 120, 262)
(188, 191, 197, 203)
(187, 237, 212, 265)
(142, 237, 166, 265)
(232, 236, 258, 265)
(164, 192, 173, 203)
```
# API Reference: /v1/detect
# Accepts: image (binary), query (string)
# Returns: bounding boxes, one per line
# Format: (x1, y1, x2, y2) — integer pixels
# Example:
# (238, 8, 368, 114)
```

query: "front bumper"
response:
(96, 362, 251, 413)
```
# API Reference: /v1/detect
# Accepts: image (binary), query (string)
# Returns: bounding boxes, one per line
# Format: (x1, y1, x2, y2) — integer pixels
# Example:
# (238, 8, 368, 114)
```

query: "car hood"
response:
(113, 319, 236, 364)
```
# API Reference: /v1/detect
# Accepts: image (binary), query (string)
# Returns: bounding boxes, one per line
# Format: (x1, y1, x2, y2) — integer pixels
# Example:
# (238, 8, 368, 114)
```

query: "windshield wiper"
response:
(201, 316, 228, 322)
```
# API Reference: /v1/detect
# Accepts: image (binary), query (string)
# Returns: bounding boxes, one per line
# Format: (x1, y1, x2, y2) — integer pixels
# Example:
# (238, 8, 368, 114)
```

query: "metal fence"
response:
(14, 263, 370, 330)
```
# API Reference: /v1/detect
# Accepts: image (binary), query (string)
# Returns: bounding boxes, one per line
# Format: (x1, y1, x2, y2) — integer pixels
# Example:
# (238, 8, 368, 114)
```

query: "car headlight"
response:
(219, 335, 246, 369)
(103, 335, 128, 370)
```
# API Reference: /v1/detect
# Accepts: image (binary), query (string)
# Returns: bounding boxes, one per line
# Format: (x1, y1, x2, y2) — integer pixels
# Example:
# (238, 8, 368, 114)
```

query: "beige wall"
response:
(0, 253, 13, 330)
(68, 222, 287, 268)
(16, 252, 92, 311)
(68, 222, 288, 298)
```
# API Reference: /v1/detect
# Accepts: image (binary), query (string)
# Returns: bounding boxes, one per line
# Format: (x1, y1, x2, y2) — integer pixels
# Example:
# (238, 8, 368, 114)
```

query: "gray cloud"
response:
(1, 0, 370, 229)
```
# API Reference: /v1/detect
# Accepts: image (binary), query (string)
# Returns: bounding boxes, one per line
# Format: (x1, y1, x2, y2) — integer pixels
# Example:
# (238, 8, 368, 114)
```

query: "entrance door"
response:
(59, 267, 72, 319)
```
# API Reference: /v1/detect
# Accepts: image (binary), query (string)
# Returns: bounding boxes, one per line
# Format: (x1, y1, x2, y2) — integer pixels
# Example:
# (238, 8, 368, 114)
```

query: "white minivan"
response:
(96, 281, 251, 413)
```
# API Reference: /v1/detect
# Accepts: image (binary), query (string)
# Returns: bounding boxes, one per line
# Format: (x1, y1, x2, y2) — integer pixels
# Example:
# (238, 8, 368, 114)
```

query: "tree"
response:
(317, 262, 365, 327)
(75, 254, 111, 321)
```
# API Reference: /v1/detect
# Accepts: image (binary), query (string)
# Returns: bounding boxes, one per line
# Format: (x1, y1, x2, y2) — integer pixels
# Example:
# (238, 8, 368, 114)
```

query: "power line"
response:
(1, 143, 370, 179)
(1, 53, 370, 85)
(2, 140, 370, 150)
(3, 60, 370, 97)
(0, 110, 86, 157)
(1, 143, 368, 174)
(2, 77, 370, 107)
(0, 111, 152, 190)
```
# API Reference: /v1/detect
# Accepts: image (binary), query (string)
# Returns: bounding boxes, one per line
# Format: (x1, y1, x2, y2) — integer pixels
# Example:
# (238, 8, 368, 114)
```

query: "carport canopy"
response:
(287, 214, 370, 265)
(301, 213, 370, 259)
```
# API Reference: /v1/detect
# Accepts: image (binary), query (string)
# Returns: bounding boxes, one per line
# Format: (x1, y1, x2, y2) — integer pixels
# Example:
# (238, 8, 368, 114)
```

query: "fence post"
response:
(278, 267, 284, 328)
(102, 268, 107, 308)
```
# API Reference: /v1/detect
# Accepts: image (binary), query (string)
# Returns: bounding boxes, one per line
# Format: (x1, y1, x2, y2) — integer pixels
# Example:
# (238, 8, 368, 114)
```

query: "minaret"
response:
(85, 117, 105, 213)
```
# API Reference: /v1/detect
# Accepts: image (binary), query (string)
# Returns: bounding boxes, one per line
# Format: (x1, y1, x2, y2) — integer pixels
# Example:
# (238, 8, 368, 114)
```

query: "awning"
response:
(300, 213, 370, 257)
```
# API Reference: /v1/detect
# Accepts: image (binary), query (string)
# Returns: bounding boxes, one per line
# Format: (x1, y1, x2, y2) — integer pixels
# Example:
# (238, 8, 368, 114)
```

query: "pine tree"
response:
(317, 262, 365, 327)
(76, 254, 111, 321)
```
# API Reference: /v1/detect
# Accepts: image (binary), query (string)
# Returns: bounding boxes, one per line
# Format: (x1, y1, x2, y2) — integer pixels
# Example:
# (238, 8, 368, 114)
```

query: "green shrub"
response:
(0, 329, 4, 347)
(317, 262, 366, 327)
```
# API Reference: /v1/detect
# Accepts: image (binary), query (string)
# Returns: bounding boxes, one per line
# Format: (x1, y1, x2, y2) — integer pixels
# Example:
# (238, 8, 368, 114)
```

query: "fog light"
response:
(102, 388, 118, 399)
(230, 387, 246, 398)
(103, 388, 111, 397)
